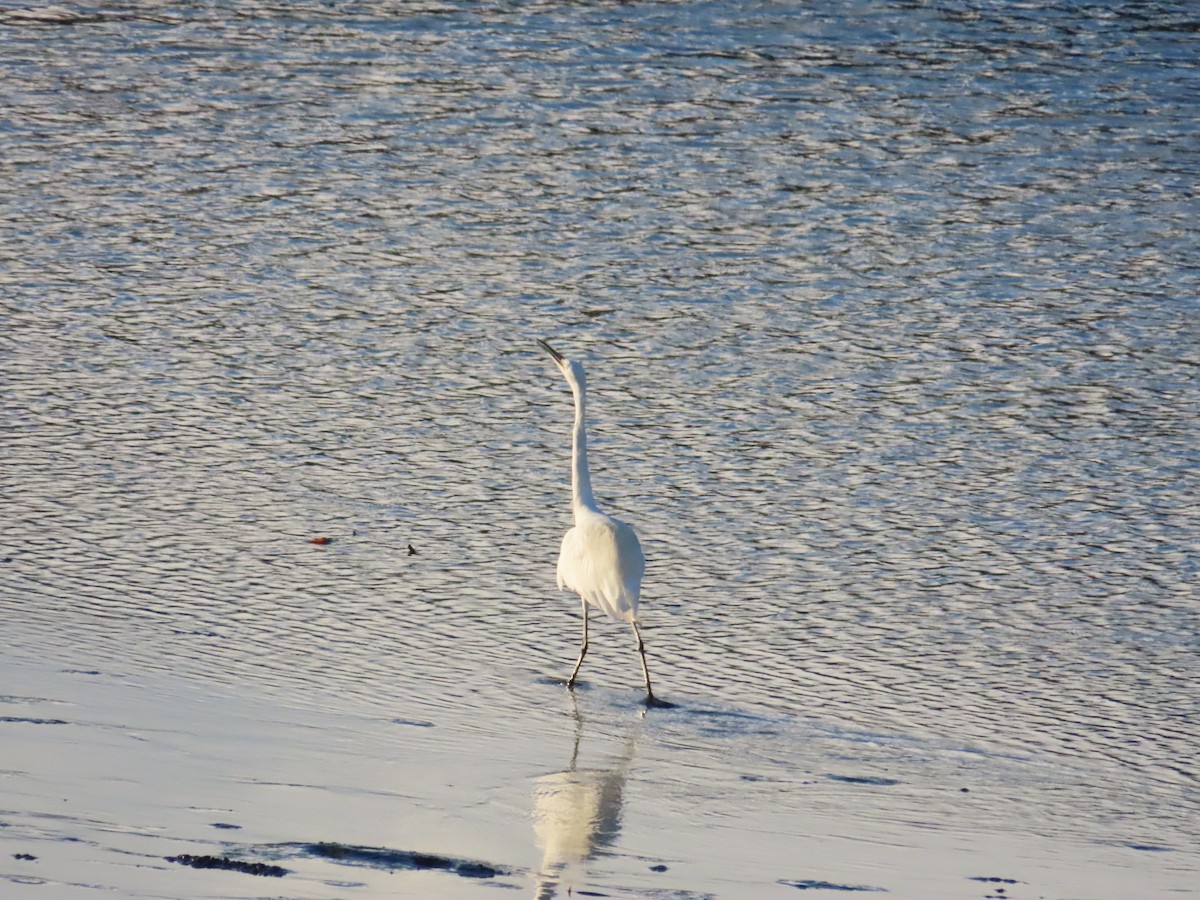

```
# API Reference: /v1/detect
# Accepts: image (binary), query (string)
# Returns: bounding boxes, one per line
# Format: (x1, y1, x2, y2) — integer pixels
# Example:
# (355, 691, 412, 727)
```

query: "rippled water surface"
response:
(2, 2, 1198, 898)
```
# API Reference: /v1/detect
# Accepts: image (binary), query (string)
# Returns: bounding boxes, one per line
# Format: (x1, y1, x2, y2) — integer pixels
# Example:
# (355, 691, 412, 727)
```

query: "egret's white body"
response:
(538, 339, 653, 699)
(556, 509, 644, 624)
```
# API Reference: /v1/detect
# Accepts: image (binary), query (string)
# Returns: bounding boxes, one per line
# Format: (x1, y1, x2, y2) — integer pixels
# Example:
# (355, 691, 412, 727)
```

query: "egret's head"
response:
(538, 339, 587, 391)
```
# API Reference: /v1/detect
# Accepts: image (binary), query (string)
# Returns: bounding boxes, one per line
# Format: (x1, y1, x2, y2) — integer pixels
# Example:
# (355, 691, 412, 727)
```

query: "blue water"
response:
(2, 2, 1198, 897)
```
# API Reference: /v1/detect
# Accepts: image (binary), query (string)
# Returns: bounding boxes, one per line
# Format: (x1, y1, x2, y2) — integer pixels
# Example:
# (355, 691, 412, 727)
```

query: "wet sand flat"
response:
(2, 635, 1196, 899)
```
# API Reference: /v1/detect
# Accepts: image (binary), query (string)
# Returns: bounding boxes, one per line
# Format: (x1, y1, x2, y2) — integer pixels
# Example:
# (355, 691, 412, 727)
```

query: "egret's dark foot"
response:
(643, 693, 676, 709)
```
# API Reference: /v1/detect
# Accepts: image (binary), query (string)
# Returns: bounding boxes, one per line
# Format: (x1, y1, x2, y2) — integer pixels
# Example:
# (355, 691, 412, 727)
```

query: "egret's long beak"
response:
(537, 338, 565, 366)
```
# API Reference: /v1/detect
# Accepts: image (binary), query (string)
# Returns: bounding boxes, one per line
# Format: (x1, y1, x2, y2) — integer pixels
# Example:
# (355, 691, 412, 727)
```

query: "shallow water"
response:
(2, 2, 1199, 898)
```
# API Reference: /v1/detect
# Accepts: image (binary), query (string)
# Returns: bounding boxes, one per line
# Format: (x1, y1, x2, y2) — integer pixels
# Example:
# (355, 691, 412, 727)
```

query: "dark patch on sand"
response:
(782, 878, 886, 891)
(825, 774, 900, 787)
(299, 842, 508, 879)
(166, 854, 287, 877)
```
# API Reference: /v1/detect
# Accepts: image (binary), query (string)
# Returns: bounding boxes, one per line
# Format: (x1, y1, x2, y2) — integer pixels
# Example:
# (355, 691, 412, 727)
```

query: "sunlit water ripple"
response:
(2, 1, 1198, 895)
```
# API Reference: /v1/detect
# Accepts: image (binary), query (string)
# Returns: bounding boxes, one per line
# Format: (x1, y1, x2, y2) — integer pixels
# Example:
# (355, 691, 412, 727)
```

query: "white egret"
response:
(537, 339, 654, 700)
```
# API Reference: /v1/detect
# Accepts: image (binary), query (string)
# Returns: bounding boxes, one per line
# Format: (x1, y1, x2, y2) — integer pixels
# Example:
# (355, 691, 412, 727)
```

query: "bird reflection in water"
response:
(532, 700, 642, 899)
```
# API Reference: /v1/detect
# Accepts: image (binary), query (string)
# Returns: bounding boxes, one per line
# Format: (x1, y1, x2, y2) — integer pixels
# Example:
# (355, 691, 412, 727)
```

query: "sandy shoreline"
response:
(3, 642, 1196, 900)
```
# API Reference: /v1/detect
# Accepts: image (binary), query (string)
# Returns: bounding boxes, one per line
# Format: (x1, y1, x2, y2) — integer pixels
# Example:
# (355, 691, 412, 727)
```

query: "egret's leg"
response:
(567, 601, 589, 688)
(631, 621, 653, 699)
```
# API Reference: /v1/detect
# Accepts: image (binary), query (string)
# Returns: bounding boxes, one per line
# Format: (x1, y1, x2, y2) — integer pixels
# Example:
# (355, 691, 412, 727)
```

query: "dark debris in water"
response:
(303, 842, 508, 878)
(969, 877, 1019, 884)
(166, 854, 287, 877)
(0, 716, 69, 725)
(784, 879, 888, 893)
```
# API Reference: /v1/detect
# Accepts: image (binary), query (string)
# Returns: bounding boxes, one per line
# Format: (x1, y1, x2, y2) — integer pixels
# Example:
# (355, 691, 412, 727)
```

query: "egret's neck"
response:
(570, 384, 598, 516)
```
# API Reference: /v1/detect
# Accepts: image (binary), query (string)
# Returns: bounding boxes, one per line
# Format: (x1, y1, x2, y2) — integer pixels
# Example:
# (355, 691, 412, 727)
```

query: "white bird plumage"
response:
(538, 339, 654, 700)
